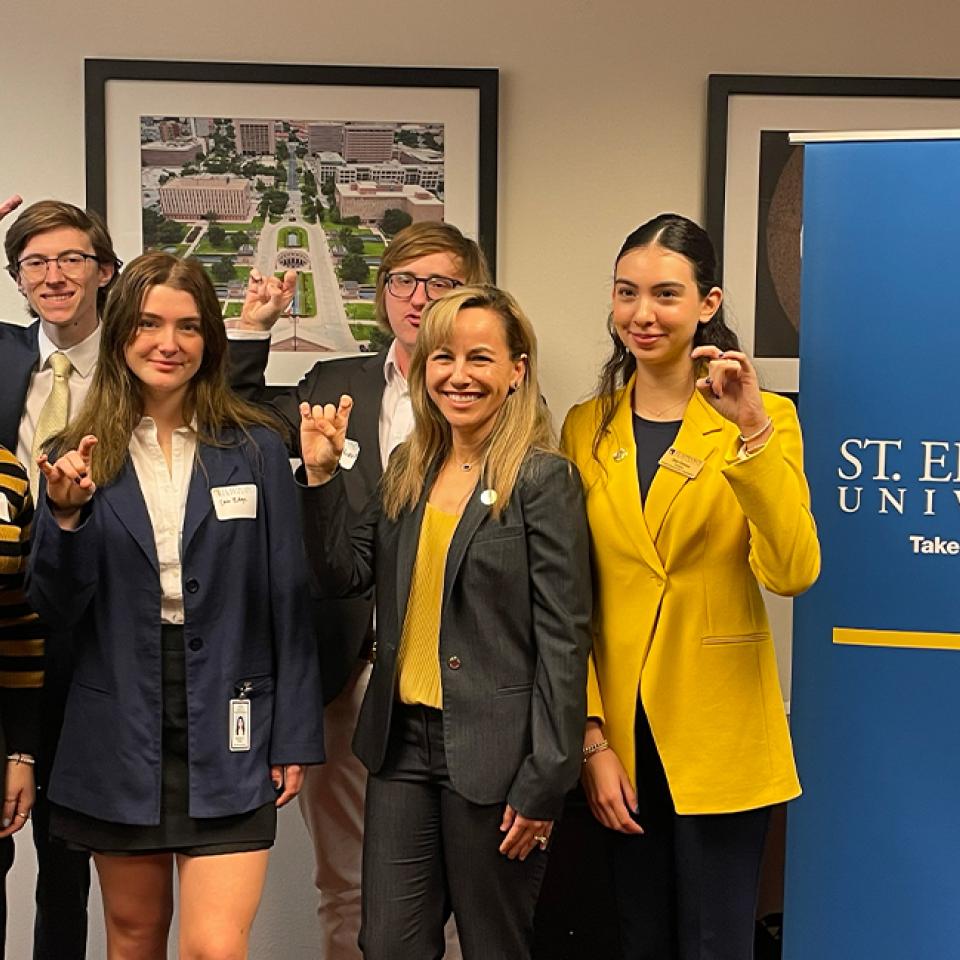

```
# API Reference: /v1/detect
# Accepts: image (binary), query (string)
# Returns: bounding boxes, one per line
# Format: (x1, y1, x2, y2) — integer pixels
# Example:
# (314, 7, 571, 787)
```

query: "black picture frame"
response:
(85, 58, 499, 269)
(705, 74, 960, 393)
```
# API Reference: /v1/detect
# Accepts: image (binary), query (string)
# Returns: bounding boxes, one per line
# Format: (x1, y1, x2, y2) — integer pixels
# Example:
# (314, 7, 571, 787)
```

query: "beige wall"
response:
(4, 0, 960, 955)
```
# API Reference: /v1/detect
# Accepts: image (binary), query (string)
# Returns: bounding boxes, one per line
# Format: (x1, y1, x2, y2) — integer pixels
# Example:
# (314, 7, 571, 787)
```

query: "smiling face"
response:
(123, 284, 204, 411)
(384, 250, 465, 370)
(612, 243, 722, 372)
(425, 306, 526, 444)
(16, 226, 115, 345)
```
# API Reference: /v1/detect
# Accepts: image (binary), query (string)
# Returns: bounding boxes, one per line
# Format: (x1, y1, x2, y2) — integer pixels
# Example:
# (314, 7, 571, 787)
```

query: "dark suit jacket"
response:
(228, 338, 388, 703)
(0, 321, 40, 456)
(300, 450, 593, 820)
(27, 427, 325, 825)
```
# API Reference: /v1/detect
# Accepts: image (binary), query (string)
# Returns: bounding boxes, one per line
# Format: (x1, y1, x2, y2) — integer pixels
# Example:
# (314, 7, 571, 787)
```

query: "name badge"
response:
(0, 493, 10, 523)
(229, 699, 251, 751)
(211, 484, 257, 520)
(658, 447, 705, 480)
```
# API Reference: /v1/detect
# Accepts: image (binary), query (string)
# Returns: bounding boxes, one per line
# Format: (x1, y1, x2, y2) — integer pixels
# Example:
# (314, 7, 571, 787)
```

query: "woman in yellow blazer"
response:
(560, 214, 819, 960)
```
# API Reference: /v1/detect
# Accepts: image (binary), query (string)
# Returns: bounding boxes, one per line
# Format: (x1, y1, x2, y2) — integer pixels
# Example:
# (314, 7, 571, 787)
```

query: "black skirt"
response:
(51, 625, 276, 856)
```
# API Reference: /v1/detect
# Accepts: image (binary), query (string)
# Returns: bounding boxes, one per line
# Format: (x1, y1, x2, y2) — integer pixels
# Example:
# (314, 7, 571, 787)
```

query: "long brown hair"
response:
(53, 252, 278, 485)
(381, 285, 556, 520)
(592, 213, 740, 462)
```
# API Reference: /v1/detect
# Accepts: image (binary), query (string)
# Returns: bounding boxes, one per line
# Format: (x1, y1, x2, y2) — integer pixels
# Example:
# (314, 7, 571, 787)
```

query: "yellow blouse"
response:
(396, 502, 459, 708)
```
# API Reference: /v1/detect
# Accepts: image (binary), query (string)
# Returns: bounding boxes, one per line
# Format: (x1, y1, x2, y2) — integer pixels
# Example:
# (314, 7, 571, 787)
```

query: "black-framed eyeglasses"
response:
(385, 272, 463, 301)
(16, 251, 101, 282)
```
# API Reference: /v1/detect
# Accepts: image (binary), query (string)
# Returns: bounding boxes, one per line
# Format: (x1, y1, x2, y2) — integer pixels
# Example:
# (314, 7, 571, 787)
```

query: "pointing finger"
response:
(78, 435, 98, 463)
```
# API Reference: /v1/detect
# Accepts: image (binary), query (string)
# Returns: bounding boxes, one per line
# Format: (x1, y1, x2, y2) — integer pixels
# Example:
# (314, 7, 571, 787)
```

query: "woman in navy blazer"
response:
(27, 253, 324, 960)
(299, 285, 592, 960)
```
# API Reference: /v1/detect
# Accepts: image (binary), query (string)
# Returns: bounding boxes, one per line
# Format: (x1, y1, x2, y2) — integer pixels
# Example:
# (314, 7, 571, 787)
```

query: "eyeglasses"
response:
(385, 272, 462, 301)
(16, 251, 100, 282)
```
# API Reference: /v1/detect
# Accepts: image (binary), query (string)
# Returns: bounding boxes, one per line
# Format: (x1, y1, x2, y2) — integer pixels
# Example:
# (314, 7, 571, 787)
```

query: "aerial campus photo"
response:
(139, 115, 446, 353)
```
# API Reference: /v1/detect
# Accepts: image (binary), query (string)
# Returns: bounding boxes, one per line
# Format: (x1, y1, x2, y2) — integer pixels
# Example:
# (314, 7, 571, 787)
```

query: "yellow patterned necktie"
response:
(30, 351, 73, 484)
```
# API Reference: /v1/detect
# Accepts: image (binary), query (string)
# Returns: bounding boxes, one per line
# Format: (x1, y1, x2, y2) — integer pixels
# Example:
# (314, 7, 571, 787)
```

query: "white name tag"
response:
(229, 699, 251, 751)
(0, 493, 10, 523)
(211, 484, 257, 520)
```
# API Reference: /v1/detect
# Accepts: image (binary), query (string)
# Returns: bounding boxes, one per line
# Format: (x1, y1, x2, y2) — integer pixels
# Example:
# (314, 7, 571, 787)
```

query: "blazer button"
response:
(185, 578, 200, 594)
(447, 655, 461, 670)
(188, 637, 203, 652)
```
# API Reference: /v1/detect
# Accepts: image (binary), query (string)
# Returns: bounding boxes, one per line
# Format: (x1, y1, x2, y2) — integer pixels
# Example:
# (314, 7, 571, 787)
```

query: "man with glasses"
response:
(0, 195, 120, 959)
(231, 220, 490, 959)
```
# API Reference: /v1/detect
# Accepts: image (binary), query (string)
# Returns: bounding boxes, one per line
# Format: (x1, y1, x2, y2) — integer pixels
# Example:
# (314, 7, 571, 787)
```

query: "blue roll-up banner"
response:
(785, 136, 960, 959)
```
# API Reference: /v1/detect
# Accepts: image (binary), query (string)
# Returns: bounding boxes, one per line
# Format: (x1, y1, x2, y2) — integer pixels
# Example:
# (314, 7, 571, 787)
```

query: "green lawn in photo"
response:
(345, 302, 376, 321)
(223, 302, 243, 318)
(362, 241, 385, 256)
(349, 322, 381, 345)
(298, 272, 317, 316)
(277, 226, 309, 250)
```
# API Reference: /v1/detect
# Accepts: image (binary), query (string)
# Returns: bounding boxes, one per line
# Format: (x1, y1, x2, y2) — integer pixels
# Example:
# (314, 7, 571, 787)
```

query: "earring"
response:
(508, 382, 519, 395)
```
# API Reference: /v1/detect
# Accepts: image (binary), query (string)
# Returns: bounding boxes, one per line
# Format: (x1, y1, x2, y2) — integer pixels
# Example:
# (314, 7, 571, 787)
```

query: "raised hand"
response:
(691, 345, 769, 441)
(238, 268, 298, 331)
(37, 435, 98, 520)
(0, 195, 23, 222)
(299, 396, 353, 486)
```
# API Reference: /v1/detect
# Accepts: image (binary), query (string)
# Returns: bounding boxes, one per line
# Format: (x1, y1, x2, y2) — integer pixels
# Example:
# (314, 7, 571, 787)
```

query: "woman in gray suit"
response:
(299, 285, 592, 960)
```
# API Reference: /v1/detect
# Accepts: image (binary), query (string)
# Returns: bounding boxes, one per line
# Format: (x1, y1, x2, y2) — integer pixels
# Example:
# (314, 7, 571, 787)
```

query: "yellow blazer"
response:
(561, 380, 820, 814)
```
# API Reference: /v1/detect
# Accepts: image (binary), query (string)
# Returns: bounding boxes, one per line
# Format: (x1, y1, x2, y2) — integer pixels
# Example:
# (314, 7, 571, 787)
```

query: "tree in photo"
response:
(207, 223, 227, 247)
(210, 258, 235, 284)
(338, 253, 370, 284)
(381, 208, 413, 237)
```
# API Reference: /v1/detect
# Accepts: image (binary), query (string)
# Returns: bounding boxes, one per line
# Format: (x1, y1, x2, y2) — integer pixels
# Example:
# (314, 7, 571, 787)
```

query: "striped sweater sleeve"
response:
(0, 446, 43, 755)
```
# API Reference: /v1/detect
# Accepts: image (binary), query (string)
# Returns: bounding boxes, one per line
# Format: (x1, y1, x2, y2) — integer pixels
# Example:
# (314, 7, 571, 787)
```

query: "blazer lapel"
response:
(395, 493, 428, 633)
(440, 486, 488, 611)
(643, 391, 725, 545)
(100, 460, 159, 572)
(182, 443, 240, 557)
(597, 379, 666, 576)
(348, 353, 388, 496)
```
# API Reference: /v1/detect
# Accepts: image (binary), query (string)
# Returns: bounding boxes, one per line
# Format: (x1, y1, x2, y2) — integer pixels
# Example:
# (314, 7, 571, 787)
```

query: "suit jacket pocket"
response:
(701, 632, 768, 646)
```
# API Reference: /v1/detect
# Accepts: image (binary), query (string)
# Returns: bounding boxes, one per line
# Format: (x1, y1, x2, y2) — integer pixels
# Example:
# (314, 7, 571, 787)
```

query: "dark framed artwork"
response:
(85, 58, 498, 383)
(706, 74, 960, 393)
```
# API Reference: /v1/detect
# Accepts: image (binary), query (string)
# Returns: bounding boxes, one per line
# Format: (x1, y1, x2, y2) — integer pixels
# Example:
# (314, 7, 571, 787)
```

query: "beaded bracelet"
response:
(738, 418, 773, 444)
(6, 753, 35, 766)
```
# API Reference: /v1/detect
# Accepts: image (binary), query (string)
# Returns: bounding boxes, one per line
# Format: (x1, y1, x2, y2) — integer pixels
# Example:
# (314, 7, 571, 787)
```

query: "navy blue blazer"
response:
(27, 426, 325, 825)
(0, 321, 40, 453)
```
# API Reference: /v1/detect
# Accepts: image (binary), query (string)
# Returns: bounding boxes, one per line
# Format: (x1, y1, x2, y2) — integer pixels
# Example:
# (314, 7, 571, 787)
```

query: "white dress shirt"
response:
(378, 340, 414, 467)
(19, 324, 101, 496)
(128, 418, 198, 625)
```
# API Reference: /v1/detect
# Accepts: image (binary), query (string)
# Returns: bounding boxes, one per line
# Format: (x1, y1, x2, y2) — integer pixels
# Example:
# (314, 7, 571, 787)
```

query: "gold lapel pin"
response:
(613, 448, 628, 463)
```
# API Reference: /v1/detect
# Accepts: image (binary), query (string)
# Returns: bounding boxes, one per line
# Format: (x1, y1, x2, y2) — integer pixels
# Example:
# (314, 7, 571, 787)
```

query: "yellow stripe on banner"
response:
(833, 627, 960, 651)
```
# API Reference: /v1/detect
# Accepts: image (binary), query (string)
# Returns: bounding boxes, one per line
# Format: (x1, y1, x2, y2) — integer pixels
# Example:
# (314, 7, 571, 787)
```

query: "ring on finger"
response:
(14, 812, 28, 820)
(533, 833, 548, 850)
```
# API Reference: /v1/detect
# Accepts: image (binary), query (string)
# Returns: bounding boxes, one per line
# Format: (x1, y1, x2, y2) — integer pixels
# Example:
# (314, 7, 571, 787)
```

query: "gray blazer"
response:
(299, 450, 592, 820)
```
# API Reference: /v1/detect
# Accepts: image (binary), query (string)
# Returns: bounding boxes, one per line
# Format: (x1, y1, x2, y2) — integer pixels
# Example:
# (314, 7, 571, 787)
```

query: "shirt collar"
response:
(37, 323, 101, 379)
(133, 416, 198, 439)
(383, 339, 409, 390)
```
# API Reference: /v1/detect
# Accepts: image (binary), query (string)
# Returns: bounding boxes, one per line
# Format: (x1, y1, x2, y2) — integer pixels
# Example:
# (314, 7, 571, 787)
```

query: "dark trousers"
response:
(361, 705, 549, 960)
(611, 701, 770, 960)
(31, 663, 91, 960)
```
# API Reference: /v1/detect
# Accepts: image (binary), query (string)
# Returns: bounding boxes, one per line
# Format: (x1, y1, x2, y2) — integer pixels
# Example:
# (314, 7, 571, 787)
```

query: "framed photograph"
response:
(706, 74, 960, 393)
(85, 58, 498, 384)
